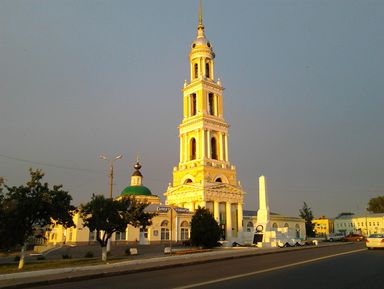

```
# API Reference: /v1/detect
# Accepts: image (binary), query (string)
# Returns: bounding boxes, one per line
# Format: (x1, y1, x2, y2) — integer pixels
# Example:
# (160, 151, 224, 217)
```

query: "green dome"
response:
(121, 185, 152, 196)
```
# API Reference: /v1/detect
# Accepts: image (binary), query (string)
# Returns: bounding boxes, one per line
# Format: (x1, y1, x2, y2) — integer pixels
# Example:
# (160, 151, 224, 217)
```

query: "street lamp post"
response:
(99, 154, 123, 254)
(99, 154, 123, 199)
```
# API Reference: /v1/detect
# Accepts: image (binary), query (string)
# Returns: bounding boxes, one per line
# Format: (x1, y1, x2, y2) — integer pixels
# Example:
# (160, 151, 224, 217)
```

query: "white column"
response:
(184, 135, 188, 162)
(179, 134, 183, 162)
(200, 58, 203, 78)
(215, 94, 219, 116)
(224, 133, 229, 162)
(225, 202, 232, 240)
(202, 57, 206, 77)
(190, 63, 193, 82)
(201, 129, 206, 159)
(220, 133, 225, 161)
(207, 130, 211, 159)
(237, 203, 243, 234)
(197, 129, 200, 159)
(214, 201, 219, 223)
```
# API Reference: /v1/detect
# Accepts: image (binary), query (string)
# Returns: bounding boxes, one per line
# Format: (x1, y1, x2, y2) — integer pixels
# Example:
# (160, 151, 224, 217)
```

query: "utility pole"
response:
(99, 154, 123, 199)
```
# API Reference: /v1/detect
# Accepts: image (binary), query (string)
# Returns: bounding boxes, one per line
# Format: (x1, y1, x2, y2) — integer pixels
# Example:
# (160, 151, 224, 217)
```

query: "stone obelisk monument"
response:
(256, 175, 270, 233)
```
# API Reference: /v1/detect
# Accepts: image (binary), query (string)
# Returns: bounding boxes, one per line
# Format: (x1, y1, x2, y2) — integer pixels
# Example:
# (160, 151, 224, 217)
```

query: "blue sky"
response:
(1, 0, 383, 217)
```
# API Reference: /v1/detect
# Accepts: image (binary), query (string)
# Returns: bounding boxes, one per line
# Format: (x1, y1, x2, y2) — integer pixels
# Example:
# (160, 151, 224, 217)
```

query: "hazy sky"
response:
(1, 0, 383, 218)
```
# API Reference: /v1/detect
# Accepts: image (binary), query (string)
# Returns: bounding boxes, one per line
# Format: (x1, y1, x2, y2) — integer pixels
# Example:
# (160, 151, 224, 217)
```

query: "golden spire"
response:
(197, 0, 205, 39)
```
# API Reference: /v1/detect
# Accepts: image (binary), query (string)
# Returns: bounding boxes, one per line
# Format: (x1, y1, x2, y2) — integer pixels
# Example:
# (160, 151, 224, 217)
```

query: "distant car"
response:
(366, 234, 384, 249)
(326, 233, 344, 242)
(342, 233, 365, 242)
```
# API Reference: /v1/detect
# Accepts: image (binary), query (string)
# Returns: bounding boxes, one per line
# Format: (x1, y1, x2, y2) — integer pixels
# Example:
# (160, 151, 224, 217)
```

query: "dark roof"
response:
(243, 210, 280, 217)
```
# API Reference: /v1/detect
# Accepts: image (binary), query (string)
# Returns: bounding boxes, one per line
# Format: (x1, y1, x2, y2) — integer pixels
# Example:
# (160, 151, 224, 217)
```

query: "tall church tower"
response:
(164, 0, 245, 240)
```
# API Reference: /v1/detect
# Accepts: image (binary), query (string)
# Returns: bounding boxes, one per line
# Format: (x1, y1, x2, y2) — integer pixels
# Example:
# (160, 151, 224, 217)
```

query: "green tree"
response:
(190, 206, 221, 248)
(299, 202, 315, 238)
(80, 195, 156, 261)
(0, 169, 75, 269)
(367, 196, 384, 213)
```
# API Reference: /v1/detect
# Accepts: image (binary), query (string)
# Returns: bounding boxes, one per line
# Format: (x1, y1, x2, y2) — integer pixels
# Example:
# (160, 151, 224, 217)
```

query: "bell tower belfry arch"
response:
(164, 0, 245, 240)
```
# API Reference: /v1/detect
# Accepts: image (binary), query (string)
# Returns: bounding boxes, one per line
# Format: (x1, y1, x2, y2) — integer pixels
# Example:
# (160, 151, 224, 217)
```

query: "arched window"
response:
(190, 138, 196, 160)
(206, 62, 210, 78)
(184, 178, 193, 184)
(161, 220, 169, 240)
(208, 93, 215, 115)
(284, 223, 289, 228)
(194, 63, 198, 79)
(215, 177, 222, 183)
(180, 221, 189, 240)
(190, 94, 197, 116)
(272, 223, 278, 229)
(211, 137, 217, 160)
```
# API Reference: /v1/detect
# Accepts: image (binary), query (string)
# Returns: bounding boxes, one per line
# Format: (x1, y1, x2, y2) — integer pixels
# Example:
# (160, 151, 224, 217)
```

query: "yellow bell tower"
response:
(164, 0, 245, 240)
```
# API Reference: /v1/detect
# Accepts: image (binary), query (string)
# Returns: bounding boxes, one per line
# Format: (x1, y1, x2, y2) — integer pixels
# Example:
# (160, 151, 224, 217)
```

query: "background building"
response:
(312, 216, 334, 237)
(334, 214, 384, 236)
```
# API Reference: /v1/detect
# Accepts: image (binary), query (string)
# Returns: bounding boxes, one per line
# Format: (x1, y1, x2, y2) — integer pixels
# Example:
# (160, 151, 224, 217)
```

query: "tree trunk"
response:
(101, 246, 107, 262)
(18, 243, 26, 270)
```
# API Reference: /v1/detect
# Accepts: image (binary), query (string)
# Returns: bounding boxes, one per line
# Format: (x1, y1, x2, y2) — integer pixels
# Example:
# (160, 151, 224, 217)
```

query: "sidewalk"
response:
(0, 243, 350, 289)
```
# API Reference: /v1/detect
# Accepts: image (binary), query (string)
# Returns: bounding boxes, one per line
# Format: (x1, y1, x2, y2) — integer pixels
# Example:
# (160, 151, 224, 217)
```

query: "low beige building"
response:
(243, 210, 306, 240)
(334, 213, 384, 236)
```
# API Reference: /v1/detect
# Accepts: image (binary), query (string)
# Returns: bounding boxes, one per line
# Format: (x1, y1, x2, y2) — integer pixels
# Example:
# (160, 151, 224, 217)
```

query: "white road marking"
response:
(172, 248, 366, 289)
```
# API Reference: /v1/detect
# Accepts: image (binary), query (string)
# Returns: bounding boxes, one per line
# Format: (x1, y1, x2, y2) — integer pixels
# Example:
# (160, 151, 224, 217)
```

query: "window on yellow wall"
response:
(184, 178, 193, 184)
(161, 220, 170, 240)
(190, 138, 196, 160)
(206, 62, 210, 78)
(180, 221, 189, 240)
(191, 94, 197, 116)
(211, 137, 217, 160)
(194, 63, 198, 79)
(208, 93, 215, 115)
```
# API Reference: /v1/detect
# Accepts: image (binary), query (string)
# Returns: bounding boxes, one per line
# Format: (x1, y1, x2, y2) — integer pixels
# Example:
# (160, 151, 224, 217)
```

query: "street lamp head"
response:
(115, 154, 123, 160)
(99, 155, 107, 160)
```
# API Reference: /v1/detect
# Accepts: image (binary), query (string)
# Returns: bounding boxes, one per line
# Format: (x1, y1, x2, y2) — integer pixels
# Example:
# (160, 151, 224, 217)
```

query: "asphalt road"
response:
(31, 243, 384, 289)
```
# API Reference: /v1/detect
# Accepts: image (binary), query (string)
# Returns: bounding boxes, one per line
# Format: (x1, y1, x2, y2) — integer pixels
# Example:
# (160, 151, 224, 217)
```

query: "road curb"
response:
(0, 243, 354, 289)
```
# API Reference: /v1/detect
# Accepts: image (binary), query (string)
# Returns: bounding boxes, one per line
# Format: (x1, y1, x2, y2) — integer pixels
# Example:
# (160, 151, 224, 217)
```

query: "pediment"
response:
(205, 183, 246, 195)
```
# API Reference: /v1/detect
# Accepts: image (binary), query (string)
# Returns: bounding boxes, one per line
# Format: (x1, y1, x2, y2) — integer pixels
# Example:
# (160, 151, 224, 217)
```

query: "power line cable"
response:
(0, 153, 101, 173)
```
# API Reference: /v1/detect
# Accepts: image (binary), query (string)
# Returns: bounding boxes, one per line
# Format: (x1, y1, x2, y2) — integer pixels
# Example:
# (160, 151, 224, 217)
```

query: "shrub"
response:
(37, 255, 46, 260)
(84, 251, 94, 258)
(14, 255, 20, 262)
(62, 254, 72, 259)
(124, 248, 131, 256)
(190, 207, 221, 248)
